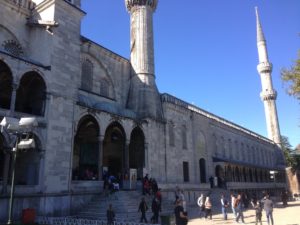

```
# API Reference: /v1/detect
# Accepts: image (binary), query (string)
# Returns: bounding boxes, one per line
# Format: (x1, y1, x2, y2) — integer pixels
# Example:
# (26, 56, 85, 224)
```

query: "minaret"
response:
(255, 7, 281, 146)
(125, 0, 163, 120)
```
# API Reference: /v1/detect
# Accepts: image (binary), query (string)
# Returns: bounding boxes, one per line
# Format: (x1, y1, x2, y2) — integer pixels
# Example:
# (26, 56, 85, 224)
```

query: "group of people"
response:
(138, 174, 162, 223)
(196, 192, 275, 225)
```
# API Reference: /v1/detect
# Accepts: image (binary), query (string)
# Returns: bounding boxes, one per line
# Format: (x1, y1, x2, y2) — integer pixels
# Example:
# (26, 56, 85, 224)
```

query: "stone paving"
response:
(186, 201, 300, 225)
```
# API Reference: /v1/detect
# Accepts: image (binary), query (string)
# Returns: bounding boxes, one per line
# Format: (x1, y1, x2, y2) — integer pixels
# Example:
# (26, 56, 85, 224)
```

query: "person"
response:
(221, 193, 229, 220)
(197, 193, 205, 218)
(156, 188, 162, 205)
(262, 194, 274, 225)
(174, 186, 180, 203)
(231, 193, 237, 218)
(235, 194, 245, 224)
(251, 198, 263, 225)
(178, 189, 186, 212)
(174, 199, 188, 225)
(209, 176, 214, 188)
(106, 204, 115, 225)
(204, 195, 212, 220)
(142, 174, 149, 195)
(151, 197, 161, 223)
(281, 190, 288, 206)
(138, 197, 148, 223)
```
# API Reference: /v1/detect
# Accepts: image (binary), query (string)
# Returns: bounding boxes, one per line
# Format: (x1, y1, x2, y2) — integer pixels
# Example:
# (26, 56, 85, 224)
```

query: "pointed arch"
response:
(72, 115, 100, 181)
(103, 121, 126, 177)
(81, 58, 93, 91)
(129, 126, 145, 180)
(0, 60, 13, 109)
(15, 71, 46, 116)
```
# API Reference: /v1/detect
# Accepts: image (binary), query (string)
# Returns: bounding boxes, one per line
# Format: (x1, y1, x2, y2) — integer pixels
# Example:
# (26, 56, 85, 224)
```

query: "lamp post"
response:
(0, 117, 37, 225)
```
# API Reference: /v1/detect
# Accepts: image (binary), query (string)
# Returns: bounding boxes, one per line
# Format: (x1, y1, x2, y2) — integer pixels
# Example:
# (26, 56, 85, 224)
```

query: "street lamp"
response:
(0, 116, 37, 225)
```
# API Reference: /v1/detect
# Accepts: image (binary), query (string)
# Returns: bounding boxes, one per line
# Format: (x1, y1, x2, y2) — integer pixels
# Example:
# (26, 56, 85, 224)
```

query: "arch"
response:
(215, 165, 224, 188)
(72, 115, 100, 181)
(0, 26, 24, 56)
(15, 71, 46, 116)
(103, 122, 126, 178)
(15, 134, 42, 185)
(0, 60, 13, 109)
(129, 126, 145, 180)
(199, 158, 206, 183)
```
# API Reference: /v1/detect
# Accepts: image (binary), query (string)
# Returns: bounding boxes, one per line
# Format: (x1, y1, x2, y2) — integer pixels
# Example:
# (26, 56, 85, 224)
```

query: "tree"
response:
(281, 136, 297, 171)
(281, 51, 300, 99)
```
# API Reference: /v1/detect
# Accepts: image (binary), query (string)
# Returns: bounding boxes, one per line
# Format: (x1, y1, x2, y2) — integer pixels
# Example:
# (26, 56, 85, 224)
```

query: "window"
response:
(183, 161, 189, 182)
(2, 40, 23, 57)
(81, 59, 93, 91)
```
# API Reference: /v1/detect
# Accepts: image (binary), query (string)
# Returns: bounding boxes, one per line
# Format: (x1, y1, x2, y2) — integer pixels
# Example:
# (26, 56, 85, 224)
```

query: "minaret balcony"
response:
(257, 62, 272, 73)
(260, 90, 277, 101)
(125, 0, 157, 12)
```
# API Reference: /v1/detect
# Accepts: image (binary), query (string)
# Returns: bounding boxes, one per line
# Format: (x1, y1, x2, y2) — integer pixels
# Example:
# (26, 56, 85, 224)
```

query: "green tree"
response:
(281, 51, 300, 99)
(281, 136, 297, 170)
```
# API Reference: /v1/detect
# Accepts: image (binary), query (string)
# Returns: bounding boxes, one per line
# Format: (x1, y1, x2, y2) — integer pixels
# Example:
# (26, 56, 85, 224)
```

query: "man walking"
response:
(197, 193, 204, 218)
(262, 194, 274, 225)
(235, 194, 245, 224)
(231, 193, 237, 218)
(221, 193, 229, 220)
(138, 197, 148, 223)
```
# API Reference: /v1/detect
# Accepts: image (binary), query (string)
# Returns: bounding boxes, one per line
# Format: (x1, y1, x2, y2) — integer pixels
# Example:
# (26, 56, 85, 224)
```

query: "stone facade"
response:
(0, 0, 286, 221)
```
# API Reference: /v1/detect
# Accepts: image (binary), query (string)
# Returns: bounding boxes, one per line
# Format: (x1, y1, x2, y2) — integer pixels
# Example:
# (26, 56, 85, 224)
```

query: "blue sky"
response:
(81, 0, 300, 148)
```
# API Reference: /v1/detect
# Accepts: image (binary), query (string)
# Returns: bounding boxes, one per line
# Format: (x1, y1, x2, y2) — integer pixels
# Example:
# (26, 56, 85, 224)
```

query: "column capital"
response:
(125, 0, 158, 12)
(260, 90, 277, 101)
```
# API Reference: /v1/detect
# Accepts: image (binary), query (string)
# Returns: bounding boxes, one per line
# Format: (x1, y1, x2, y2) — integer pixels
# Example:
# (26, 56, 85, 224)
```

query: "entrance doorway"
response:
(129, 127, 145, 180)
(103, 122, 125, 179)
(199, 158, 206, 183)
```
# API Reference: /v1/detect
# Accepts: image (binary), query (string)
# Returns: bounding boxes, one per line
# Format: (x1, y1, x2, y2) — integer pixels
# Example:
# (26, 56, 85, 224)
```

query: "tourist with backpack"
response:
(204, 196, 212, 220)
(252, 199, 263, 225)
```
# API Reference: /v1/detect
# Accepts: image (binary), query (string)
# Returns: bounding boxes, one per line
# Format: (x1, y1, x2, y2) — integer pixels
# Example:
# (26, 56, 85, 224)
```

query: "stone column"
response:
(124, 140, 130, 174)
(98, 135, 104, 180)
(9, 83, 18, 116)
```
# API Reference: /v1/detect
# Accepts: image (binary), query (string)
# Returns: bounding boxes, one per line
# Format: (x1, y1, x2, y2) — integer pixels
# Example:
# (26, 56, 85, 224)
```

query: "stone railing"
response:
(37, 217, 157, 225)
(6, 0, 36, 10)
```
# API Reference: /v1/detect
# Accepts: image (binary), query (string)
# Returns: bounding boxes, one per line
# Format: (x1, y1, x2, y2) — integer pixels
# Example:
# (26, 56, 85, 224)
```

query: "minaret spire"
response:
(255, 7, 281, 147)
(125, 0, 163, 120)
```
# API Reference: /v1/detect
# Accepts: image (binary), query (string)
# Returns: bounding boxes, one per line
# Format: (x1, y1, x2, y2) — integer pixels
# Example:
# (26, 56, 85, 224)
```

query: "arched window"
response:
(100, 79, 109, 97)
(81, 59, 93, 91)
(168, 121, 175, 147)
(73, 116, 99, 181)
(2, 40, 23, 57)
(182, 124, 187, 149)
(15, 72, 46, 116)
(0, 60, 13, 109)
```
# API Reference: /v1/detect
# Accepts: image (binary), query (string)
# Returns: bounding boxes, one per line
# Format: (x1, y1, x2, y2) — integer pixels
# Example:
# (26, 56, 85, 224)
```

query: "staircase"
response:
(74, 190, 174, 223)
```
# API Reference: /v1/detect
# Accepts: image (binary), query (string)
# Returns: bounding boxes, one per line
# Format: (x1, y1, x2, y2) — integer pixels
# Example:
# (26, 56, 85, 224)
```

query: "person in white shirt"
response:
(197, 193, 204, 218)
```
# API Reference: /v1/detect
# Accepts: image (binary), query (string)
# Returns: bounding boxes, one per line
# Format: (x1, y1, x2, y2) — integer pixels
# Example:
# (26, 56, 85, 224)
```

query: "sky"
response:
(80, 0, 300, 148)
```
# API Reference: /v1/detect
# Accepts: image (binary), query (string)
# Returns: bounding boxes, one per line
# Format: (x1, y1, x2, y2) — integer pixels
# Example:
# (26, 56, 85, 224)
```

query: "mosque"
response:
(0, 0, 286, 219)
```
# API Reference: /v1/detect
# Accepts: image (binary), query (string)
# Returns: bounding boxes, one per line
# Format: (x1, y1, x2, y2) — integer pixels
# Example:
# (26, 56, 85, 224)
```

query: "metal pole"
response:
(7, 136, 18, 225)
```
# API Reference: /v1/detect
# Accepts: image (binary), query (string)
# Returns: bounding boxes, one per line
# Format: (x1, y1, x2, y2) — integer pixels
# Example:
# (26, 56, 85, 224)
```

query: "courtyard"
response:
(188, 201, 300, 225)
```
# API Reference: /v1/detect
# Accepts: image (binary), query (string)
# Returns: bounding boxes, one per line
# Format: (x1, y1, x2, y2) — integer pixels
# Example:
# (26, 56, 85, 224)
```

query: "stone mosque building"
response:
(0, 0, 286, 219)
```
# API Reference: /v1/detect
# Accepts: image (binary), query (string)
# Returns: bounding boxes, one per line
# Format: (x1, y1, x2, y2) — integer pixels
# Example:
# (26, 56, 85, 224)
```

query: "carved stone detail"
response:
(125, 0, 158, 12)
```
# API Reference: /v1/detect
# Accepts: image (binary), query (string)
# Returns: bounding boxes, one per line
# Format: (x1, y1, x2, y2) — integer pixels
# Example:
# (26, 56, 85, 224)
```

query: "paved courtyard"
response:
(187, 201, 300, 225)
